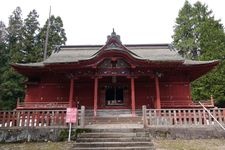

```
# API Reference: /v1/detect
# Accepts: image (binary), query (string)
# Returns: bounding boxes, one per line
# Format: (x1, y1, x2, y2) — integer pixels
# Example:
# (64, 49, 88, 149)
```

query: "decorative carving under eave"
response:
(98, 59, 130, 68)
(98, 68, 130, 76)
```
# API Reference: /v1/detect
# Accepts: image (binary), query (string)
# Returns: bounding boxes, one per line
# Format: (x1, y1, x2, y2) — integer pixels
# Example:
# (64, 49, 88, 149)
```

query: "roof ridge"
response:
(59, 43, 170, 48)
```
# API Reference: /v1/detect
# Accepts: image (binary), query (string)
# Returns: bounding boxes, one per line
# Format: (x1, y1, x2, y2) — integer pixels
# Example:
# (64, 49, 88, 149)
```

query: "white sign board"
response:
(66, 108, 77, 123)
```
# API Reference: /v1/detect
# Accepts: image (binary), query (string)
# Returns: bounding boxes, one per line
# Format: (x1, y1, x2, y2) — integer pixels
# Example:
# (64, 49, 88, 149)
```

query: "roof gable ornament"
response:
(104, 28, 125, 50)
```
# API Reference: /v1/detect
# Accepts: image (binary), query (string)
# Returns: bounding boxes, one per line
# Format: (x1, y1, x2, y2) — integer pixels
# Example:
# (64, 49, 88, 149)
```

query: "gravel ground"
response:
(154, 139, 225, 150)
(0, 142, 74, 150)
(0, 139, 225, 150)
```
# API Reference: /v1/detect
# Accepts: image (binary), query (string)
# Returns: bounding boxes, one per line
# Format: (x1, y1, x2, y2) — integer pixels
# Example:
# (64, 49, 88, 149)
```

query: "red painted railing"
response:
(142, 107, 225, 126)
(0, 109, 83, 128)
(16, 102, 69, 109)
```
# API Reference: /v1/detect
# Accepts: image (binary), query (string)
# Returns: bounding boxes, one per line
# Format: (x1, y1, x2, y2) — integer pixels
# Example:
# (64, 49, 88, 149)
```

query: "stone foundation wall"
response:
(0, 127, 75, 143)
(0, 126, 225, 143)
(148, 126, 225, 139)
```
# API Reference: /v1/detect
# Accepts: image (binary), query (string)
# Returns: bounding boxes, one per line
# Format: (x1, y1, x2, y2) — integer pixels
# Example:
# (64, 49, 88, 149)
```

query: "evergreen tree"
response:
(172, 0, 196, 59)
(0, 21, 8, 109)
(0, 21, 7, 44)
(172, 1, 225, 107)
(23, 9, 40, 62)
(0, 68, 24, 110)
(0, 7, 67, 110)
(38, 15, 67, 59)
(0, 21, 8, 67)
(191, 14, 225, 107)
(7, 7, 24, 63)
(0, 7, 25, 110)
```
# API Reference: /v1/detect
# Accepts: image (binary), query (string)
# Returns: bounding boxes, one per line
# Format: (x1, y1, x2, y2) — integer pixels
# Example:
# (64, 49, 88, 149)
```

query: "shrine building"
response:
(12, 30, 218, 116)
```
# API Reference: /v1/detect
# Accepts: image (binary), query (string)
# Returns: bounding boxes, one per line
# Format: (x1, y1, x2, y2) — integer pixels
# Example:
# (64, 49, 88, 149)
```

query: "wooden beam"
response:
(155, 75, 161, 109)
(94, 77, 98, 117)
(69, 78, 74, 107)
(131, 77, 136, 116)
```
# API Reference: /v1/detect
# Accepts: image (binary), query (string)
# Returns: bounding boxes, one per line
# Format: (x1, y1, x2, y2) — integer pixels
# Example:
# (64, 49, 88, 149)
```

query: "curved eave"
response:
(183, 60, 219, 66)
(12, 62, 45, 68)
(182, 60, 219, 81)
(11, 63, 48, 77)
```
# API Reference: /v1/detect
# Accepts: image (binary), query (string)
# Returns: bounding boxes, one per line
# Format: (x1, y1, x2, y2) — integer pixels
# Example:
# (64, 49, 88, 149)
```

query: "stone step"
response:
(79, 131, 150, 138)
(97, 110, 132, 117)
(85, 128, 145, 133)
(85, 117, 142, 125)
(84, 123, 144, 129)
(74, 142, 154, 148)
(74, 127, 155, 150)
(73, 146, 155, 150)
(85, 109, 142, 117)
(77, 137, 152, 142)
(79, 132, 137, 138)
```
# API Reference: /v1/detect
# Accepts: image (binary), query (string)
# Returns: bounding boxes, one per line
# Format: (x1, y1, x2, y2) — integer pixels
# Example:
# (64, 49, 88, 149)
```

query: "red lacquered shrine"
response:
(12, 31, 218, 116)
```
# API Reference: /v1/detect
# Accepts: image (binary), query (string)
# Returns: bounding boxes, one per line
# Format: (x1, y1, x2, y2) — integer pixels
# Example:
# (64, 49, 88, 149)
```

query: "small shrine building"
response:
(12, 31, 218, 116)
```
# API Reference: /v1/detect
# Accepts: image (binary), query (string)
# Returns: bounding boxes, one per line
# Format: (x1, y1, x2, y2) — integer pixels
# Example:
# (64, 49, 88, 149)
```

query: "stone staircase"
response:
(84, 109, 143, 125)
(85, 116, 142, 125)
(73, 128, 155, 150)
(85, 109, 142, 117)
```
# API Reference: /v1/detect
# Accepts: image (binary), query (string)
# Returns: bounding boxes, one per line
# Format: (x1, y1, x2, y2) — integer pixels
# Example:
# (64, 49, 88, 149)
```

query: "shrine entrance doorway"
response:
(99, 76, 130, 109)
(105, 85, 124, 106)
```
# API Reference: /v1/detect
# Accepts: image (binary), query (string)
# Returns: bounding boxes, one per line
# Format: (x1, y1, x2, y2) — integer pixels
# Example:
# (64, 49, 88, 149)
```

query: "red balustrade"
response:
(0, 109, 82, 128)
(143, 107, 225, 126)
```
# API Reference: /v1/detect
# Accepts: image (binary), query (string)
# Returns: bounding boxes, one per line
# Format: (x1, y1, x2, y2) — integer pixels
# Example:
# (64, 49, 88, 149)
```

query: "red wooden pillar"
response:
(155, 75, 161, 109)
(94, 77, 98, 117)
(131, 77, 136, 116)
(69, 78, 74, 107)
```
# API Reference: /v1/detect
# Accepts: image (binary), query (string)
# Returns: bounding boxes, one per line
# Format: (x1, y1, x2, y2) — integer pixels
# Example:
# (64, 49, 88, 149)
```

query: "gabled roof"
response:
(13, 30, 218, 69)
(41, 30, 184, 64)
(40, 44, 184, 64)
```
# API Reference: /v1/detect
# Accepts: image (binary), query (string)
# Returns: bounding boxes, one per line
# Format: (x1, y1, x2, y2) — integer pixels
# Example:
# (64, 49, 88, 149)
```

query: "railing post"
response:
(178, 110, 181, 125)
(16, 98, 20, 109)
(218, 109, 222, 123)
(213, 109, 217, 123)
(11, 111, 16, 127)
(17, 110, 21, 127)
(173, 110, 177, 125)
(203, 109, 207, 125)
(27, 111, 31, 127)
(183, 110, 187, 125)
(80, 106, 85, 128)
(142, 105, 147, 128)
(51, 111, 54, 126)
(211, 95, 214, 106)
(187, 109, 191, 125)
(168, 110, 172, 125)
(193, 109, 197, 125)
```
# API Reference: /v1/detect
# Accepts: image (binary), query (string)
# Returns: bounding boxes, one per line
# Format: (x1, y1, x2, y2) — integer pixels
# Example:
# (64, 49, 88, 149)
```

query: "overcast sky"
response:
(0, 0, 224, 45)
